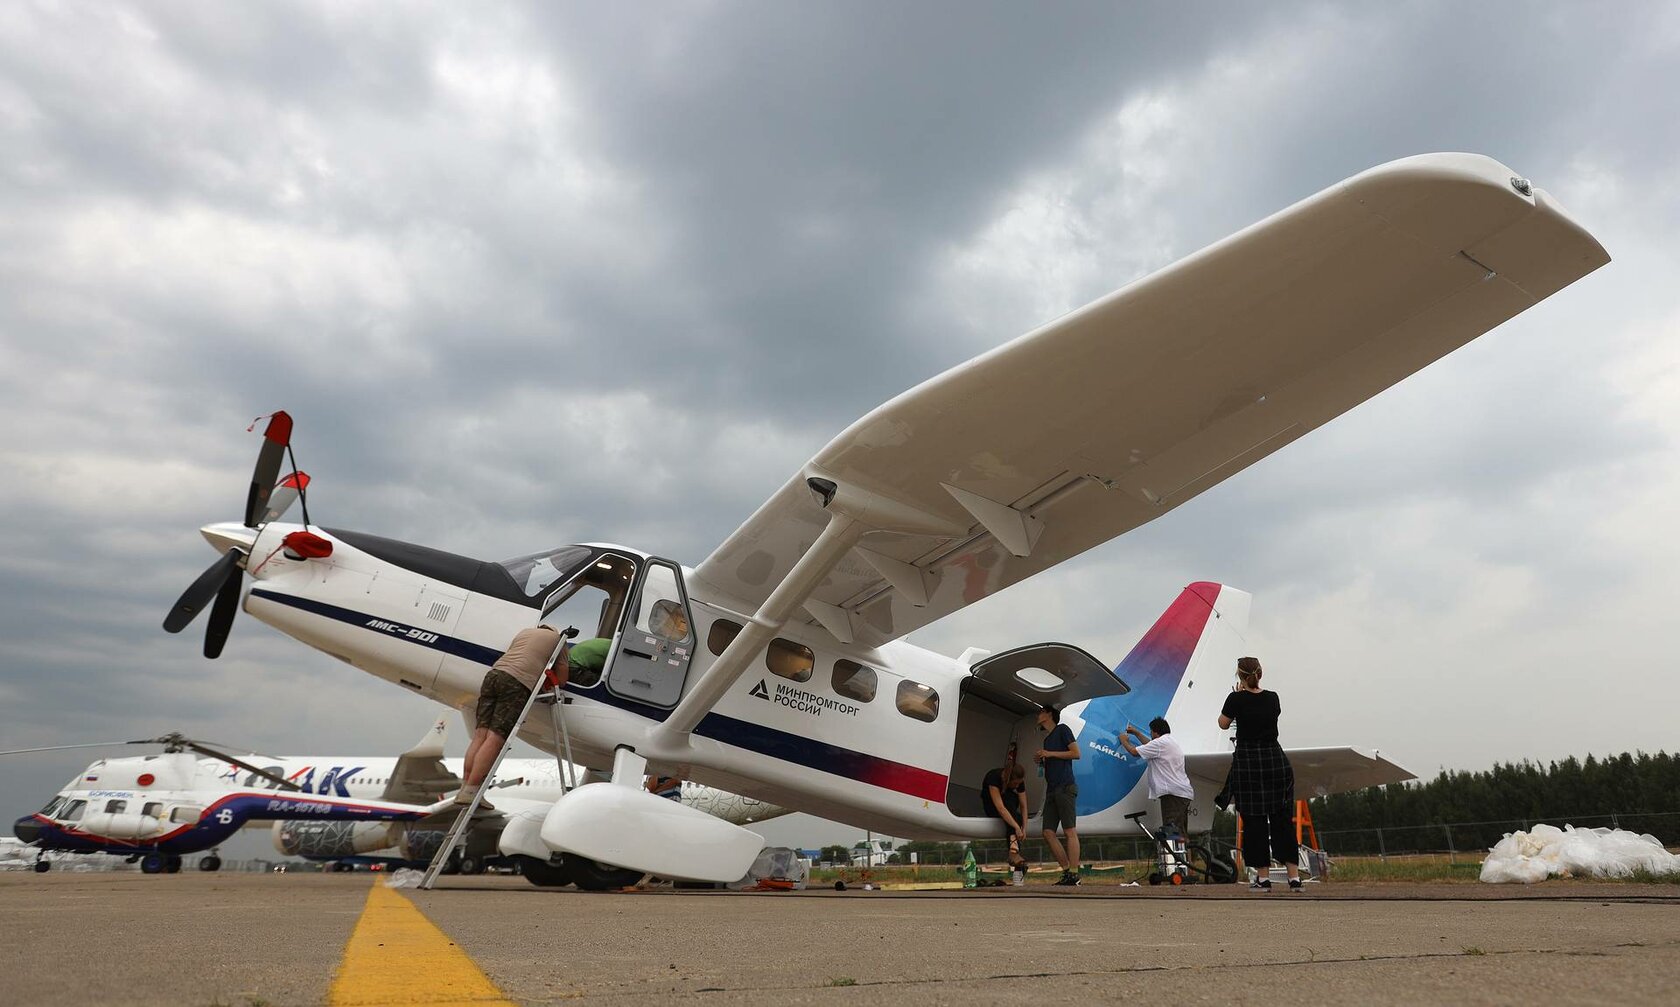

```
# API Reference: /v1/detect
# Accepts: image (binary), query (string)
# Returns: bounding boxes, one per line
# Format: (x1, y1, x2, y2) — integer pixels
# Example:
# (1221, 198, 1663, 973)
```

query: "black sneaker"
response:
(1058, 871, 1082, 886)
(1288, 879, 1304, 892)
(1249, 877, 1272, 891)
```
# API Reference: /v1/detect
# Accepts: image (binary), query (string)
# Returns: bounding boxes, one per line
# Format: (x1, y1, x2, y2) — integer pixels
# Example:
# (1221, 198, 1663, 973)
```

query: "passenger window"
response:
(832, 660, 877, 703)
(104, 800, 127, 814)
(636, 565, 692, 643)
(170, 806, 204, 823)
(767, 638, 814, 682)
(142, 802, 163, 819)
(60, 800, 87, 822)
(896, 680, 940, 722)
(708, 619, 743, 657)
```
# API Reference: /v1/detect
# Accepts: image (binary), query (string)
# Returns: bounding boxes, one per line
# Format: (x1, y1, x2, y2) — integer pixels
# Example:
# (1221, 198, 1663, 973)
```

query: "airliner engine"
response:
(271, 820, 397, 858)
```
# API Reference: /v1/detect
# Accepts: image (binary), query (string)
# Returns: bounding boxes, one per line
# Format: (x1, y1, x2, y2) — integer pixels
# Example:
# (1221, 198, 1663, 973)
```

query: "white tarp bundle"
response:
(384, 867, 426, 888)
(1480, 824, 1680, 883)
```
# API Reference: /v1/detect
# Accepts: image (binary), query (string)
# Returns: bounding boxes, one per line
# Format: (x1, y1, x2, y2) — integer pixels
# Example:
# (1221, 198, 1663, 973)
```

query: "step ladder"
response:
(420, 628, 580, 890)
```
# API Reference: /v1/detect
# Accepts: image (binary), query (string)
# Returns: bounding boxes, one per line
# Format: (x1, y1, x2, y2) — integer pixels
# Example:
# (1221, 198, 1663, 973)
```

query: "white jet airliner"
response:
(163, 154, 1608, 888)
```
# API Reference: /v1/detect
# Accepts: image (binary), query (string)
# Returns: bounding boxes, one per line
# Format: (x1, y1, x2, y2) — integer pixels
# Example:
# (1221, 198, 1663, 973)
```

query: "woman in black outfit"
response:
(1218, 656, 1301, 892)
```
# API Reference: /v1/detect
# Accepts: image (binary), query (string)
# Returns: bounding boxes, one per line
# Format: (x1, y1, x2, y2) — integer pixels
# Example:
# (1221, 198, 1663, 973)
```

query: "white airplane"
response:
(10, 719, 784, 882)
(163, 154, 1608, 889)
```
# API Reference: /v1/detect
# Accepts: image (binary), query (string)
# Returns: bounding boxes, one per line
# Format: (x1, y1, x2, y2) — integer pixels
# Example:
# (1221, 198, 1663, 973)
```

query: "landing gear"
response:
(34, 859, 50, 873)
(457, 854, 484, 876)
(199, 855, 222, 872)
(564, 853, 645, 892)
(513, 855, 572, 888)
(165, 854, 183, 874)
(140, 853, 165, 874)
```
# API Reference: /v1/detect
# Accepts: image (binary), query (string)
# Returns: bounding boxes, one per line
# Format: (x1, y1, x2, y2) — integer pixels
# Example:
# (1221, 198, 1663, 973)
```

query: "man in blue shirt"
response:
(1034, 705, 1082, 886)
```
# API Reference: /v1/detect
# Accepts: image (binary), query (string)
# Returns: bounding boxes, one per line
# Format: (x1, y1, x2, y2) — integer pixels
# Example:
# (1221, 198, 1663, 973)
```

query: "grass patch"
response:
(825, 977, 858, 987)
(1463, 947, 1487, 956)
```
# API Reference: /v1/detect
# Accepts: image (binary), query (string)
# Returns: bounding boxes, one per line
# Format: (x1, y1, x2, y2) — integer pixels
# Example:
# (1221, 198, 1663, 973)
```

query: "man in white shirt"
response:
(1121, 717, 1195, 837)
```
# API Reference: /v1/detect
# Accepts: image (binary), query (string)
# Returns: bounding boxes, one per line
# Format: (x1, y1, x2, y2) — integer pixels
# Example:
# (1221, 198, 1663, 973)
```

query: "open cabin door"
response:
(604, 559, 696, 709)
(946, 643, 1129, 818)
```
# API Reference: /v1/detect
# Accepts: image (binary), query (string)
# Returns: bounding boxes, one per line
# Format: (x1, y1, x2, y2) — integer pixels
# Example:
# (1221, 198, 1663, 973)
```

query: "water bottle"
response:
(961, 847, 978, 889)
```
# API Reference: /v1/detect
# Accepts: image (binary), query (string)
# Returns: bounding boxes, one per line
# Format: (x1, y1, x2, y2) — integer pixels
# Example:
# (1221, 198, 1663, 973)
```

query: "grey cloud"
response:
(3, 2, 1678, 840)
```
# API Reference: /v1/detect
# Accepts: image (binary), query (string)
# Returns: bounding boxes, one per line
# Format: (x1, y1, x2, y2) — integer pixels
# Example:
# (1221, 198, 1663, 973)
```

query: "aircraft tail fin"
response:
(1083, 582, 1249, 746)
(403, 716, 449, 759)
(1071, 583, 1249, 813)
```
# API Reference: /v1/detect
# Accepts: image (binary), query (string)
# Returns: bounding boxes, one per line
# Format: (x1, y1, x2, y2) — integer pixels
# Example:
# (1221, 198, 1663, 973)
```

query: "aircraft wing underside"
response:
(691, 154, 1608, 647)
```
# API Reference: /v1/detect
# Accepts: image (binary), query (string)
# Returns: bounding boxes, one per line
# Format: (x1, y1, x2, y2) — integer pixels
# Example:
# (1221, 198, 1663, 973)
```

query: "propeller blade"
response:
(243, 411, 293, 528)
(184, 741, 300, 791)
(202, 560, 244, 659)
(162, 550, 242, 634)
(261, 471, 310, 525)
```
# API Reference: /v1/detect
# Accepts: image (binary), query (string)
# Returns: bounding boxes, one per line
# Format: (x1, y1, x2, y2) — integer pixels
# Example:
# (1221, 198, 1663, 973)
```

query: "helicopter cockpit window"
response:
(39, 797, 64, 817)
(497, 545, 594, 599)
(104, 799, 127, 814)
(59, 799, 86, 823)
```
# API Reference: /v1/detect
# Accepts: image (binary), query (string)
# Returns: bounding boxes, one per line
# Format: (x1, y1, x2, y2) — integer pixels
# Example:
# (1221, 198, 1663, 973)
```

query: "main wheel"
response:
(165, 854, 183, 874)
(563, 854, 645, 891)
(458, 854, 484, 876)
(140, 853, 164, 874)
(514, 855, 572, 888)
(34, 860, 50, 873)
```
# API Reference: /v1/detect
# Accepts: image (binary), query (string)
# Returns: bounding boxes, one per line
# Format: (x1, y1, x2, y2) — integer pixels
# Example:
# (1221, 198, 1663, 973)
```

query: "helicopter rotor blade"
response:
(184, 740, 301, 792)
(0, 742, 143, 757)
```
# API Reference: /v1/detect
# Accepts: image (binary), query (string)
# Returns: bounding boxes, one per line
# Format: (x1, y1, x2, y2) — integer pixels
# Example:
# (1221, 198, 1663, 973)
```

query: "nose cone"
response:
(201, 522, 259, 555)
(14, 816, 42, 845)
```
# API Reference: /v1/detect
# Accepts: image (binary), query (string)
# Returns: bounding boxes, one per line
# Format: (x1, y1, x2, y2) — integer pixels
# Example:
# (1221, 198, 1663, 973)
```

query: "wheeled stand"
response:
(1124, 810, 1238, 885)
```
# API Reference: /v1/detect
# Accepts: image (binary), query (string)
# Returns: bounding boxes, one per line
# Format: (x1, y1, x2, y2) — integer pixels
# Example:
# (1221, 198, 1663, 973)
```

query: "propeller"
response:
(163, 411, 307, 658)
(1, 732, 301, 792)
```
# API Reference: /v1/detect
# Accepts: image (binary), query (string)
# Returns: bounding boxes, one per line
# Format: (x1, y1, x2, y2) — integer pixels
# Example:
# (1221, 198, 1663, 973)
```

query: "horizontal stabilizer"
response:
(1184, 747, 1415, 799)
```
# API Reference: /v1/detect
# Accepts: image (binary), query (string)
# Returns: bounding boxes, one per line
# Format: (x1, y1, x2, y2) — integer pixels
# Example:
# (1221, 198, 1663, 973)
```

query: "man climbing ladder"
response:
(421, 624, 579, 890)
(460, 624, 573, 807)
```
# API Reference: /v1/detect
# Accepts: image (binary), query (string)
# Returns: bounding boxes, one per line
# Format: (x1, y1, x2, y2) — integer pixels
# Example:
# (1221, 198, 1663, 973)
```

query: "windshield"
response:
(495, 546, 593, 598)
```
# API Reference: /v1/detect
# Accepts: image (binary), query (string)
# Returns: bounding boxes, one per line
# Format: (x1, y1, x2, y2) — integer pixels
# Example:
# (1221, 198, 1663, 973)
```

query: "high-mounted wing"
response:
(692, 154, 1609, 646)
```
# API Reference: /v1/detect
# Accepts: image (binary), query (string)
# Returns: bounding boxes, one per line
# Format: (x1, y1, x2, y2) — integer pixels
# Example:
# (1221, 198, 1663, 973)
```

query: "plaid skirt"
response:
(1228, 742, 1294, 813)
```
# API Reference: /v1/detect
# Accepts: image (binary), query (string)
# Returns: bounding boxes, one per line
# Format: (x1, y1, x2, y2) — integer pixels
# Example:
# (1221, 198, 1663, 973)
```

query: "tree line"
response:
(813, 751, 1679, 864)
(1308, 750, 1680, 852)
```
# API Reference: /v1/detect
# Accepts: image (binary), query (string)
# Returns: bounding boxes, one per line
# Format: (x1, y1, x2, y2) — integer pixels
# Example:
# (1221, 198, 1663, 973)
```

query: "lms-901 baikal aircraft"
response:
(11, 718, 784, 880)
(165, 154, 1607, 889)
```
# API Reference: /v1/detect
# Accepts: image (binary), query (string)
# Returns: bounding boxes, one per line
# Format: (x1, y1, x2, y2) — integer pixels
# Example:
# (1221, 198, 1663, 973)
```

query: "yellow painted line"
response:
(330, 881, 513, 1006)
(878, 881, 966, 891)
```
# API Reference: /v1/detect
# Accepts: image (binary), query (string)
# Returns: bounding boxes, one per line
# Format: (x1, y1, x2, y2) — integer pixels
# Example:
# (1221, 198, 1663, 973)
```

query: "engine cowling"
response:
(271, 820, 396, 858)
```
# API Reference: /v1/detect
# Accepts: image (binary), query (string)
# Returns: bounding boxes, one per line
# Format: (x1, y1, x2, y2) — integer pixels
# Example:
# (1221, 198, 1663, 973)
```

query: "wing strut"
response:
(660, 504, 866, 739)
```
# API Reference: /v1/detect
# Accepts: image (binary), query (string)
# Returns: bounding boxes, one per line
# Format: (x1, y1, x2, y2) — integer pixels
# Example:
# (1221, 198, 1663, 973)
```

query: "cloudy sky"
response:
(3, 2, 1677, 854)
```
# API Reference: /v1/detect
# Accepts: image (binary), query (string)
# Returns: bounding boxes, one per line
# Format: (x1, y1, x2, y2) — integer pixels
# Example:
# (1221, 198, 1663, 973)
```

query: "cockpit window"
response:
(497, 546, 593, 598)
(59, 800, 87, 823)
(40, 797, 64, 817)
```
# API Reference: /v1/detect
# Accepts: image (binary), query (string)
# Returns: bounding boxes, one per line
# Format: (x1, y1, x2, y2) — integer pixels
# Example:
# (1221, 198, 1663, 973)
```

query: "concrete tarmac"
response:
(3, 872, 1677, 1005)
